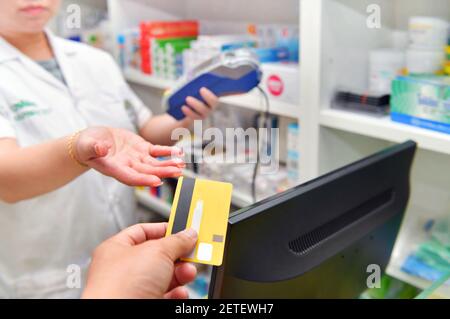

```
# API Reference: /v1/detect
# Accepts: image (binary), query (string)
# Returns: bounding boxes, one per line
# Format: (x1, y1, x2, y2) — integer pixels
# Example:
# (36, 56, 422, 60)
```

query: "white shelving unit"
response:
(102, 0, 449, 296)
(299, 0, 450, 297)
(320, 109, 450, 156)
(221, 93, 299, 119)
(124, 68, 175, 90)
(386, 265, 450, 298)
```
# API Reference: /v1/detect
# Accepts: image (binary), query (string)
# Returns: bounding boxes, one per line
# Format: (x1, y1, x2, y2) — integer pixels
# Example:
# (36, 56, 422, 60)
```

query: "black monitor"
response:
(209, 141, 417, 298)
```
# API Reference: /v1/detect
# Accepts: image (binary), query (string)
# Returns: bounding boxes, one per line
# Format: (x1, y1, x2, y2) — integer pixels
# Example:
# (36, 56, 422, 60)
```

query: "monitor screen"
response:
(209, 141, 416, 298)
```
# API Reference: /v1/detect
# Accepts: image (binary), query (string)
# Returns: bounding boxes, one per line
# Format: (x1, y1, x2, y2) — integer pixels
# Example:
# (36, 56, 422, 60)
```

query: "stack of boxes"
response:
(248, 24, 299, 63)
(390, 17, 449, 134)
(405, 17, 448, 75)
(390, 76, 450, 134)
(152, 37, 196, 80)
(139, 21, 199, 76)
(117, 21, 300, 87)
(117, 28, 140, 70)
(116, 20, 301, 108)
(250, 24, 300, 106)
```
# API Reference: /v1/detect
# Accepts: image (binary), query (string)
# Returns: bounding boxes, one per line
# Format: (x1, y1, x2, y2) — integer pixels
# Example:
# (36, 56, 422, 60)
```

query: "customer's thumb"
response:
(158, 228, 198, 261)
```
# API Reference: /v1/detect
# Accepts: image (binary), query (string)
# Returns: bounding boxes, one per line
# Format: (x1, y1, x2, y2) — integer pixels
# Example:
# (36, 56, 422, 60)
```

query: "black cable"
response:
(258, 85, 270, 119)
(251, 86, 270, 203)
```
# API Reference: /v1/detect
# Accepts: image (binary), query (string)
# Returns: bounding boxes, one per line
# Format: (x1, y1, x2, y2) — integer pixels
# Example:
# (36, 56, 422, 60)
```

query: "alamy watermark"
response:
(66, 264, 81, 289)
(366, 4, 381, 29)
(171, 120, 280, 174)
(65, 4, 81, 30)
(366, 264, 381, 289)
(66, 262, 382, 290)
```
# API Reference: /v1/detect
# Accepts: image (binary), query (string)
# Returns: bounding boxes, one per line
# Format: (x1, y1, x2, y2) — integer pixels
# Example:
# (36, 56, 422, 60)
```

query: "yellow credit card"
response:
(166, 177, 233, 266)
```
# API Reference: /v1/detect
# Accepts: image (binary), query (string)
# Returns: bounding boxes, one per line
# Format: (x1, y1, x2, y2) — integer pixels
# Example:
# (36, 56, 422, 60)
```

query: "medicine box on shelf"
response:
(260, 62, 300, 106)
(390, 76, 450, 135)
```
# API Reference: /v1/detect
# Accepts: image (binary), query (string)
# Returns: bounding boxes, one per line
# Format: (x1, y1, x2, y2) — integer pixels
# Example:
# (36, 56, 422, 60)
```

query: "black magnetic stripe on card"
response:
(171, 177, 196, 234)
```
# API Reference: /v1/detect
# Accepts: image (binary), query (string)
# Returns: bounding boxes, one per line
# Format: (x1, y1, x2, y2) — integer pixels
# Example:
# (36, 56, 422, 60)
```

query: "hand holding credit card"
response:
(165, 177, 233, 266)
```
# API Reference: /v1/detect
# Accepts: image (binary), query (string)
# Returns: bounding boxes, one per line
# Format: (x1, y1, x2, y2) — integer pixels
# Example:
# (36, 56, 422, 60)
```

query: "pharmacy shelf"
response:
(221, 92, 299, 119)
(182, 169, 254, 208)
(386, 211, 450, 299)
(319, 109, 450, 156)
(135, 189, 171, 218)
(124, 68, 175, 90)
(124, 68, 299, 118)
(386, 264, 450, 299)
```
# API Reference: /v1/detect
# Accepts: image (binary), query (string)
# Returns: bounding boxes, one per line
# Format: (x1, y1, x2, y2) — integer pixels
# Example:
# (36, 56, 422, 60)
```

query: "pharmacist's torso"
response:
(0, 34, 135, 145)
(0, 34, 137, 298)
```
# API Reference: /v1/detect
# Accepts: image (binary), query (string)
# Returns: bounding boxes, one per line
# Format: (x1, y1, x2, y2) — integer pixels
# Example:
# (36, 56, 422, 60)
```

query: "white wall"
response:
(184, 0, 300, 24)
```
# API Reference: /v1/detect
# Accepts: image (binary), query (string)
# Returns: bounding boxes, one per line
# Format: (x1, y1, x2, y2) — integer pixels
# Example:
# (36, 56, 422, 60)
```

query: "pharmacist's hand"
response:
(82, 223, 198, 299)
(181, 87, 219, 120)
(75, 127, 185, 186)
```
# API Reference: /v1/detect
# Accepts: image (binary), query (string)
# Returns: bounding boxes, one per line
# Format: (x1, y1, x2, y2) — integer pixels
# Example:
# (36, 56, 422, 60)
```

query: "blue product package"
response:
(222, 41, 257, 51)
(277, 39, 299, 62)
(402, 255, 450, 286)
(68, 35, 82, 42)
(253, 47, 290, 63)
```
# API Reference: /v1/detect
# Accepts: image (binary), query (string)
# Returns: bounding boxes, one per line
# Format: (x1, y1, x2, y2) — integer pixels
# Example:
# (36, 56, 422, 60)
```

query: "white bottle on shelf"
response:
(369, 49, 405, 94)
(408, 16, 449, 51)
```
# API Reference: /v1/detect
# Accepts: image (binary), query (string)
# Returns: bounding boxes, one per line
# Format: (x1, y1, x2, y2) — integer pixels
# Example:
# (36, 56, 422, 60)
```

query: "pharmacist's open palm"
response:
(75, 127, 184, 186)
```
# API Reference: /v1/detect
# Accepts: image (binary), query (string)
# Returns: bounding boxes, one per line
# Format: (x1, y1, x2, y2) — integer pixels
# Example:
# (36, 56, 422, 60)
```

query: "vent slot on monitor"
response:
(288, 189, 394, 255)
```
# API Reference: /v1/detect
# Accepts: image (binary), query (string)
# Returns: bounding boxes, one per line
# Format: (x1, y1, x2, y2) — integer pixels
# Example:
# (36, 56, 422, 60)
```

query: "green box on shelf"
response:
(152, 37, 196, 78)
(390, 75, 450, 134)
(152, 37, 196, 56)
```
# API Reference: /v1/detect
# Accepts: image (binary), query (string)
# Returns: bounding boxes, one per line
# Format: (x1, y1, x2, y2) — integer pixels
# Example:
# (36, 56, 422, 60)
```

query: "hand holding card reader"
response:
(163, 49, 262, 120)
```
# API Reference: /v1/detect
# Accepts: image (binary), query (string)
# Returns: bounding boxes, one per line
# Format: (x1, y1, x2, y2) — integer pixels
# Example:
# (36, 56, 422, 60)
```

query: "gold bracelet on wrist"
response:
(67, 131, 88, 168)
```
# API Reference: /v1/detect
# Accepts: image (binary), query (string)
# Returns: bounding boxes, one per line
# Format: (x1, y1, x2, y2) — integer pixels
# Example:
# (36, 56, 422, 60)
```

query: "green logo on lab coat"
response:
(11, 100, 36, 112)
(11, 100, 51, 121)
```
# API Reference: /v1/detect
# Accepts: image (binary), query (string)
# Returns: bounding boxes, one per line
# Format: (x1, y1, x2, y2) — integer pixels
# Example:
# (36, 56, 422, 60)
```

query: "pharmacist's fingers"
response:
(185, 96, 210, 117)
(142, 156, 186, 168)
(119, 166, 162, 187)
(131, 161, 183, 178)
(181, 105, 203, 120)
(149, 145, 183, 157)
(200, 87, 219, 109)
(91, 158, 162, 187)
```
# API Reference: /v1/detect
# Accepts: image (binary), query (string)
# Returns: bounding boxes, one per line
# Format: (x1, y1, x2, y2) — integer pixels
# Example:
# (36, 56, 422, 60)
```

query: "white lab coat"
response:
(0, 30, 152, 298)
